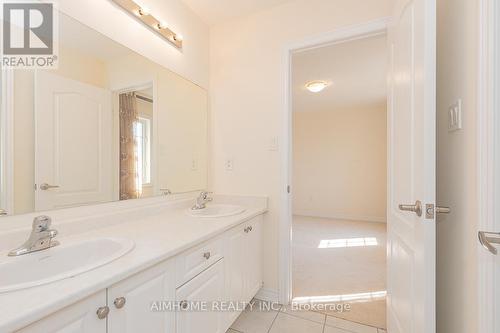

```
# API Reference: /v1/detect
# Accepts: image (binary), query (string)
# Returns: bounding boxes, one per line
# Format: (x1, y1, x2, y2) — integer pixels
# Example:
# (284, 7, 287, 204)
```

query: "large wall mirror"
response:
(0, 11, 208, 215)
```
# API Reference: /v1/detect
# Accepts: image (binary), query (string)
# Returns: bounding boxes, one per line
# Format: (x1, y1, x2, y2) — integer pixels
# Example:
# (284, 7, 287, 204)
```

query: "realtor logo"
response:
(1, 1, 58, 68)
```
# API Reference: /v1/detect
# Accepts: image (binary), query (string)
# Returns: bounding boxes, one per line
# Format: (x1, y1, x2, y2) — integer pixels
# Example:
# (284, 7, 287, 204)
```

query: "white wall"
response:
(57, 0, 209, 89)
(209, 0, 393, 292)
(436, 0, 479, 332)
(292, 107, 387, 222)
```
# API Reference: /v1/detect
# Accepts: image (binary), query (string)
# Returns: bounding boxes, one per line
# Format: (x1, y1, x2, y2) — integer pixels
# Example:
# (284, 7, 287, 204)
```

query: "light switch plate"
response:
(448, 99, 462, 132)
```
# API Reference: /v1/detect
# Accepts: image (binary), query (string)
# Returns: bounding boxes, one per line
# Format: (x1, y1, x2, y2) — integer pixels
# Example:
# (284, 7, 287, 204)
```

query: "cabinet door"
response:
(176, 259, 225, 333)
(224, 225, 247, 327)
(245, 216, 263, 301)
(16, 291, 107, 333)
(108, 259, 175, 333)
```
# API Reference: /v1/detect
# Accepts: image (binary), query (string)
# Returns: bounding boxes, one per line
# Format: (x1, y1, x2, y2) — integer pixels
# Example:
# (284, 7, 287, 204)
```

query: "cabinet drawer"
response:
(176, 236, 224, 287)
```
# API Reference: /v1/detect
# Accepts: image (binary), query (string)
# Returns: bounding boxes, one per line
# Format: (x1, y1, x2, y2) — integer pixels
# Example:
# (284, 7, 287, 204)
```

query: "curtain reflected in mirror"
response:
(119, 93, 139, 200)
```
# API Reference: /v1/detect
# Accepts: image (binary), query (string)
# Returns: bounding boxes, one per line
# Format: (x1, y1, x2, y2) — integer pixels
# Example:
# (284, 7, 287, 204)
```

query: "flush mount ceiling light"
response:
(112, 0, 182, 49)
(305, 80, 328, 93)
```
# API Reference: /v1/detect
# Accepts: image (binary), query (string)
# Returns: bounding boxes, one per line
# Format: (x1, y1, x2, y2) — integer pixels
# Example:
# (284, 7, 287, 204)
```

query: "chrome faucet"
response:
(192, 191, 213, 210)
(8, 216, 59, 256)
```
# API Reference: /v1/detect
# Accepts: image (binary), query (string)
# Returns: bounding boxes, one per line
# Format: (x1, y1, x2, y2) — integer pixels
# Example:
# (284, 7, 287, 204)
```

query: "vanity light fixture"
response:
(305, 80, 328, 93)
(112, 0, 183, 49)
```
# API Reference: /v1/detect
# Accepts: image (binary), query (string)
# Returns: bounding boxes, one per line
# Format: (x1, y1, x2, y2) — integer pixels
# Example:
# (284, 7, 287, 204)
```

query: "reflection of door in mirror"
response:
(35, 71, 113, 211)
(118, 89, 154, 200)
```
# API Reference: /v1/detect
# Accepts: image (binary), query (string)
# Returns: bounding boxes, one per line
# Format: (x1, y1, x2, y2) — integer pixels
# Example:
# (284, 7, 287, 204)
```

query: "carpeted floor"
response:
(292, 215, 387, 329)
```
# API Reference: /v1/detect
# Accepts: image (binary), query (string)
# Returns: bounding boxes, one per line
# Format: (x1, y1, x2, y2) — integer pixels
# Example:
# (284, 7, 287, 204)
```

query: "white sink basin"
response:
(0, 237, 134, 293)
(187, 204, 246, 218)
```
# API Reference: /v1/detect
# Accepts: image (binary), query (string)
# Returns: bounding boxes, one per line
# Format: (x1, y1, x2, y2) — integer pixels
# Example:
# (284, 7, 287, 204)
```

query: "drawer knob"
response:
(96, 306, 110, 319)
(114, 297, 126, 309)
(203, 252, 211, 260)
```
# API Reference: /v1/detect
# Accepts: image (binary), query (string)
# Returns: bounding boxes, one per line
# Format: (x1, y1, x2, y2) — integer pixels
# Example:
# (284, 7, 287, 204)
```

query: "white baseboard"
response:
(293, 212, 386, 223)
(254, 288, 280, 303)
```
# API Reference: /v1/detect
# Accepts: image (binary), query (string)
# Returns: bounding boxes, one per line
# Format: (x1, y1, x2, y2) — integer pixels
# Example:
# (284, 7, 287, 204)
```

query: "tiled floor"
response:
(293, 216, 387, 329)
(227, 300, 387, 333)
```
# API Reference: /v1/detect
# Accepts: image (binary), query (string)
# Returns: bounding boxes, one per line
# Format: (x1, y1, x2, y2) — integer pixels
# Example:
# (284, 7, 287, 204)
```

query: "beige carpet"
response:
(292, 215, 387, 329)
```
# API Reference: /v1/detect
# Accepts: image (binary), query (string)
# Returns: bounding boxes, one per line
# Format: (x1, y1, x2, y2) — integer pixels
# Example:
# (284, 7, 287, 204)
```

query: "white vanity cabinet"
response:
(16, 291, 107, 333)
(15, 215, 264, 333)
(224, 216, 263, 327)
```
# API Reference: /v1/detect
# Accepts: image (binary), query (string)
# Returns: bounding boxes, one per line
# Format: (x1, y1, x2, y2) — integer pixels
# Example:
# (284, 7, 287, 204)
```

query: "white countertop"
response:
(0, 195, 267, 332)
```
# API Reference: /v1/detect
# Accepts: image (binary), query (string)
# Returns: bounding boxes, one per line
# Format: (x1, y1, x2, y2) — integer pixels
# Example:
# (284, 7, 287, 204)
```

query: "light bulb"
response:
(157, 21, 168, 30)
(306, 81, 328, 93)
(138, 7, 150, 16)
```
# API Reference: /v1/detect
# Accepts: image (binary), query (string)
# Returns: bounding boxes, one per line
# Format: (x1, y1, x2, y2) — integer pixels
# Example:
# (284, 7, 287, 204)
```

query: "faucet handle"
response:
(32, 215, 52, 232)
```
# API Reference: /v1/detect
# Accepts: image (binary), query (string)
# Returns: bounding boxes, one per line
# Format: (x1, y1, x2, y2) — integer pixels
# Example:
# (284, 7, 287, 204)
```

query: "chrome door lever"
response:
(399, 200, 423, 217)
(39, 183, 60, 191)
(478, 231, 500, 255)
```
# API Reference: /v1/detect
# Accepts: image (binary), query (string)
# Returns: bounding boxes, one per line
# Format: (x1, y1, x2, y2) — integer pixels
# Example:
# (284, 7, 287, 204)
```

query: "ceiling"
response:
(292, 34, 388, 113)
(181, 0, 293, 26)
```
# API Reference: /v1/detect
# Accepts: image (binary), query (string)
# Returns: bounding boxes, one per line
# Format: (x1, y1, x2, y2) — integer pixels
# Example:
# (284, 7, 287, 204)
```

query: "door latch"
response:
(425, 204, 451, 219)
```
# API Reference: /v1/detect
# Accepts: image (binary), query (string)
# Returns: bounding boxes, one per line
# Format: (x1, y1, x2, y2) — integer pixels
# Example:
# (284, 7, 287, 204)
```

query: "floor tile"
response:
(280, 304, 326, 324)
(326, 316, 378, 333)
(268, 313, 323, 333)
(230, 300, 280, 333)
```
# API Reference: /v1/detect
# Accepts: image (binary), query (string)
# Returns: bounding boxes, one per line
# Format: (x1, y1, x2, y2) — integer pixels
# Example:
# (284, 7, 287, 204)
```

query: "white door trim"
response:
(0, 69, 14, 216)
(279, 17, 391, 304)
(477, 0, 499, 332)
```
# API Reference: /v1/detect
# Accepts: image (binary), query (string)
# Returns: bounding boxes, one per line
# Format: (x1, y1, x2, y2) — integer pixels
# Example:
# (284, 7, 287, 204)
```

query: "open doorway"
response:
(291, 34, 388, 330)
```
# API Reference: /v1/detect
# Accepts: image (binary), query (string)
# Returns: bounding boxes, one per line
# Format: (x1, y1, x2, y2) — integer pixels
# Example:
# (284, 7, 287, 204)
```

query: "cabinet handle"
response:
(96, 306, 110, 319)
(114, 297, 126, 309)
(203, 252, 211, 260)
(180, 300, 189, 310)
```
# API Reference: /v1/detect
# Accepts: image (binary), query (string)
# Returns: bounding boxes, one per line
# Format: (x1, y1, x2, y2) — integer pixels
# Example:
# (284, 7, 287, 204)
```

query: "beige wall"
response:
(436, 0, 479, 332)
(293, 107, 387, 222)
(209, 0, 393, 292)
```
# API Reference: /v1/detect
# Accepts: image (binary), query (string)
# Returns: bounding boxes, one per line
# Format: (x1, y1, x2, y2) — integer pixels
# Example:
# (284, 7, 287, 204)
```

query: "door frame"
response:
(0, 69, 14, 216)
(477, 0, 499, 332)
(279, 17, 391, 304)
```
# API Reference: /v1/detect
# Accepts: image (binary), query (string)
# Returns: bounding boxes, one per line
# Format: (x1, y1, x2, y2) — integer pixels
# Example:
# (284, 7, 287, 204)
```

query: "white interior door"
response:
(387, 0, 436, 332)
(35, 71, 113, 211)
